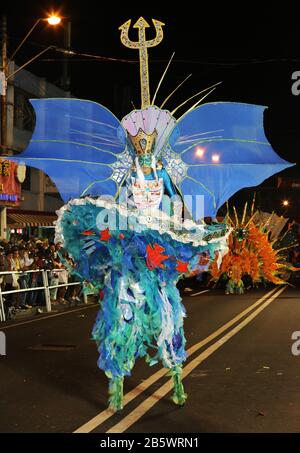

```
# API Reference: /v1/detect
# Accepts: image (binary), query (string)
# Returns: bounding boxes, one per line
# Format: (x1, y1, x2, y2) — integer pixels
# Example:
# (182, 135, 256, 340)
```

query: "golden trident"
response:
(119, 17, 165, 109)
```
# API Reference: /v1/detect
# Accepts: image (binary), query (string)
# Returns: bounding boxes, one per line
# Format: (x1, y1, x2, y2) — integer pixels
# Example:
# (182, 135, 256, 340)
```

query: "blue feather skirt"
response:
(56, 197, 228, 380)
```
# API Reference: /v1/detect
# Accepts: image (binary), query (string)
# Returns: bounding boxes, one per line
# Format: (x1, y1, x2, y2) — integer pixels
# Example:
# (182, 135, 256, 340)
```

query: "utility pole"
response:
(0, 15, 7, 239)
(1, 15, 7, 156)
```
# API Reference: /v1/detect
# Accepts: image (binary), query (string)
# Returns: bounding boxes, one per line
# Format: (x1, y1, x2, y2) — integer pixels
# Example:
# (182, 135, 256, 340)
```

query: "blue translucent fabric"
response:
(168, 102, 294, 218)
(9, 99, 128, 201)
(8, 99, 294, 219)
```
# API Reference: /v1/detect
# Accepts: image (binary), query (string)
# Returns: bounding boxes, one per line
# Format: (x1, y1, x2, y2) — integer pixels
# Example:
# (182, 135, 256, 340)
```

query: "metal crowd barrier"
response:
(0, 268, 87, 322)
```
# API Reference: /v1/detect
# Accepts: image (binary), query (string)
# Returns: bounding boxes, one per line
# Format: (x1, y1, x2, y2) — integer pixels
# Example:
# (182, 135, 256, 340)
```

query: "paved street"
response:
(1, 285, 300, 433)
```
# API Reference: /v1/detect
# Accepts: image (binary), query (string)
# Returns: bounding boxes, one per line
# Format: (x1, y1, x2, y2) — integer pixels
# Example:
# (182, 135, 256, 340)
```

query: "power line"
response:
(7, 36, 299, 67)
(38, 57, 300, 66)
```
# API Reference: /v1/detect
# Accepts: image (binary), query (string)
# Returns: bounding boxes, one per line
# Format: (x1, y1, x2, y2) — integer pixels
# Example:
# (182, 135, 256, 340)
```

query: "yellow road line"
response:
(74, 286, 279, 433)
(106, 286, 286, 433)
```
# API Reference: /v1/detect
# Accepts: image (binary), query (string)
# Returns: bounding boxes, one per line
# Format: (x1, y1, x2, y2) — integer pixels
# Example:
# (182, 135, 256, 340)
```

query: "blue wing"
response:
(165, 102, 294, 219)
(8, 98, 131, 201)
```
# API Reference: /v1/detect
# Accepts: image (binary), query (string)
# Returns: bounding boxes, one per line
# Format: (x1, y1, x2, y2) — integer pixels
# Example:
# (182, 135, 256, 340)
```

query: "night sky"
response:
(1, 1, 300, 213)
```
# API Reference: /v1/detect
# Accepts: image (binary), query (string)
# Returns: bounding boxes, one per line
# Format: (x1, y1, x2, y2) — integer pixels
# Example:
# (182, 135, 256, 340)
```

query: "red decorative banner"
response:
(0, 159, 25, 206)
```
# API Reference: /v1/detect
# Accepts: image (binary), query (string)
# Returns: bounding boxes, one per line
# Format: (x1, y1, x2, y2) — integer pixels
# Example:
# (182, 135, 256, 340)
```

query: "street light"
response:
(282, 199, 290, 217)
(195, 147, 205, 158)
(212, 154, 220, 163)
(47, 16, 62, 26)
(0, 13, 63, 240)
(1, 13, 62, 155)
(8, 14, 62, 64)
(4, 14, 70, 92)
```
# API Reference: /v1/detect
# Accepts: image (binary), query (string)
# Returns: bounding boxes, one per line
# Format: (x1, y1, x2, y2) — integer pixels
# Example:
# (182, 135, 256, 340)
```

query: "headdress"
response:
(7, 17, 294, 220)
(128, 128, 158, 157)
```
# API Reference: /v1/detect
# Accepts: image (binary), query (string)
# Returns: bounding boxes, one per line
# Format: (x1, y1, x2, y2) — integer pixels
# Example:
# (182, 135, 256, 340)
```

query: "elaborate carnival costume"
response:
(210, 201, 298, 293)
(9, 18, 293, 410)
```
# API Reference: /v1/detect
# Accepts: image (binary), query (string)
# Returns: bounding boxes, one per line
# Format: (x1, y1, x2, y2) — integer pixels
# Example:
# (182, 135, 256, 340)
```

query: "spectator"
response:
(0, 236, 84, 318)
(55, 257, 69, 305)
(49, 270, 59, 304)
(18, 248, 33, 309)
(27, 255, 41, 307)
(3, 250, 17, 317)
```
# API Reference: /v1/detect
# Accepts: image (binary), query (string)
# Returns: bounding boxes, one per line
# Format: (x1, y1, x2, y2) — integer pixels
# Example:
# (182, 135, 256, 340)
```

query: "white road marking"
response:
(106, 285, 286, 433)
(74, 286, 280, 433)
(190, 289, 210, 297)
(0, 304, 98, 330)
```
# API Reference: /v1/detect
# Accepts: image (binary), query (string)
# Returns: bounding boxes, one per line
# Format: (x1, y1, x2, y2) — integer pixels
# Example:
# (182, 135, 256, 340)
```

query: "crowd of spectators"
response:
(0, 236, 82, 320)
(1, 219, 299, 321)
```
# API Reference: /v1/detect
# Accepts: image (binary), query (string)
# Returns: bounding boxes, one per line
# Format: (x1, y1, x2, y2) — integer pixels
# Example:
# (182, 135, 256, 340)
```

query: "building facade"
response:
(0, 62, 69, 239)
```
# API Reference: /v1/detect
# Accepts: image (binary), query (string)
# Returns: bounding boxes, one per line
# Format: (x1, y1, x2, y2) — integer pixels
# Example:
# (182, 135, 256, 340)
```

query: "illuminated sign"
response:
(0, 194, 18, 201)
(0, 161, 10, 176)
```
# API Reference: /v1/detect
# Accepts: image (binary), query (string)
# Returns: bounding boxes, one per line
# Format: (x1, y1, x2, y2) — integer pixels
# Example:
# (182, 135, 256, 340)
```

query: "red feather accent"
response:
(100, 228, 111, 241)
(146, 243, 169, 270)
(176, 260, 189, 273)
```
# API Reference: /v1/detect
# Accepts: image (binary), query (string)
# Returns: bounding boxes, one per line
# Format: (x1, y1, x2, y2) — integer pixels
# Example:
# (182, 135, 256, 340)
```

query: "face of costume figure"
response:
(135, 155, 163, 175)
(138, 154, 152, 174)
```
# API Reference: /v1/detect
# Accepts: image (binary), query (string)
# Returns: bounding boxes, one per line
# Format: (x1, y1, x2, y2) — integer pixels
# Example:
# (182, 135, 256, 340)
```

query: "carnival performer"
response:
(8, 17, 293, 411)
(210, 202, 298, 293)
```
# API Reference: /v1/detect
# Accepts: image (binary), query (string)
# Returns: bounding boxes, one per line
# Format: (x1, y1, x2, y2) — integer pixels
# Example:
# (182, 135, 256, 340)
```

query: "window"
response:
(14, 88, 35, 132)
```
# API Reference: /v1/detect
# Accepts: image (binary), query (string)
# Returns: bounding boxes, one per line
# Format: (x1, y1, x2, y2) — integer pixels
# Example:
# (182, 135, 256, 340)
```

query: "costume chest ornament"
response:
(131, 176, 164, 210)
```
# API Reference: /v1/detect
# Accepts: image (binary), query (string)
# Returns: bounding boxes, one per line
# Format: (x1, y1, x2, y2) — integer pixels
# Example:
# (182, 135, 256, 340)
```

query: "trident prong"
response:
(119, 17, 165, 109)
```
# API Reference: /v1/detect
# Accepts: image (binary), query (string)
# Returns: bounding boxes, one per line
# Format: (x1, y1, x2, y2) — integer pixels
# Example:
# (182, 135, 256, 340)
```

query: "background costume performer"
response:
(210, 200, 299, 293)
(8, 17, 293, 411)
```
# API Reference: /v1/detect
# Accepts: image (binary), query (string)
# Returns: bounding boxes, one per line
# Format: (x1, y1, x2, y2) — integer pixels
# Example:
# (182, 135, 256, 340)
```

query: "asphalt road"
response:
(1, 285, 300, 433)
